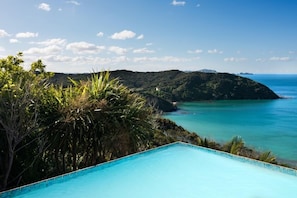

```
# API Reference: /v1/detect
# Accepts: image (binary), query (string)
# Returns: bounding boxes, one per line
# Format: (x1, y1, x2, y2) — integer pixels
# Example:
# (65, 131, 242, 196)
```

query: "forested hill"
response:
(51, 70, 279, 111)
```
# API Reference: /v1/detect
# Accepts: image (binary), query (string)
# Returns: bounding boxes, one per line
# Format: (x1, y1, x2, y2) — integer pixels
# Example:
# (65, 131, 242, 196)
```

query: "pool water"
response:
(1, 142, 297, 198)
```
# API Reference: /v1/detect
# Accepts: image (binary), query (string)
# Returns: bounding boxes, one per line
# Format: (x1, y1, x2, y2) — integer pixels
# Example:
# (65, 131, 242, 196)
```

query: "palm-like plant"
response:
(259, 151, 276, 163)
(44, 71, 154, 173)
(87, 72, 153, 160)
(223, 136, 244, 155)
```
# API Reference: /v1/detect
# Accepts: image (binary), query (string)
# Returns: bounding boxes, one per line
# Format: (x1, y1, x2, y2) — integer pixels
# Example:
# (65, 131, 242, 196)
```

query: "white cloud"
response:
(137, 34, 144, 40)
(162, 56, 186, 62)
(24, 45, 62, 55)
(66, 42, 105, 54)
(146, 43, 153, 46)
(113, 56, 129, 63)
(38, 3, 51, 11)
(0, 29, 10, 37)
(133, 48, 154, 54)
(44, 55, 74, 62)
(224, 57, 247, 62)
(188, 49, 203, 54)
(109, 46, 128, 55)
(66, 1, 81, 6)
(0, 47, 5, 52)
(9, 39, 19, 43)
(33, 38, 67, 46)
(96, 32, 104, 37)
(256, 58, 265, 62)
(133, 57, 149, 63)
(269, 56, 290, 62)
(133, 56, 189, 63)
(16, 32, 39, 38)
(110, 30, 136, 40)
(171, 0, 186, 6)
(208, 49, 223, 54)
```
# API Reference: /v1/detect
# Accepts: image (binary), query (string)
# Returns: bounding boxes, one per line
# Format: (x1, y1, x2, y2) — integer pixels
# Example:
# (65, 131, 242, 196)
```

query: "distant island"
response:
(198, 69, 217, 73)
(51, 70, 279, 112)
(239, 72, 254, 75)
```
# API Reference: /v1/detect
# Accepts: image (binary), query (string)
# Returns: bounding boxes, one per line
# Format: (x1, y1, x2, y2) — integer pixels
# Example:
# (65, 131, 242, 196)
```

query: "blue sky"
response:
(0, 0, 296, 73)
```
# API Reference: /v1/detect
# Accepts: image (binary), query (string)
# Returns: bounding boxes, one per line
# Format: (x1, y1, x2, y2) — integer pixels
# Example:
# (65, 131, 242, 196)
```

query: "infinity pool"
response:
(1, 142, 297, 198)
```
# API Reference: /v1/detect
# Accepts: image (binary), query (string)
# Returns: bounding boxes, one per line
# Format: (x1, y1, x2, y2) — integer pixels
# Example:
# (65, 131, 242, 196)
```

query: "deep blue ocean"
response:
(164, 74, 297, 166)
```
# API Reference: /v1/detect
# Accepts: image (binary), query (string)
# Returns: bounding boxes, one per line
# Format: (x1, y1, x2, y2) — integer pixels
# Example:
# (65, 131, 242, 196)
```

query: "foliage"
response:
(0, 53, 51, 190)
(0, 54, 155, 191)
(223, 136, 244, 155)
(259, 151, 276, 163)
(44, 72, 154, 175)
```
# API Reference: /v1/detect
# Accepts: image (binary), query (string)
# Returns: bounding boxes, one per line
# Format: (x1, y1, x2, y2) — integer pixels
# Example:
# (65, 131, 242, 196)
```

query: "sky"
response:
(0, 0, 297, 74)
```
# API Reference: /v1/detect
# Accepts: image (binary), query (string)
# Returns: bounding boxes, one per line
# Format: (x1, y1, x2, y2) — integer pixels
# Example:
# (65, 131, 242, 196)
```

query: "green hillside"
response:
(51, 70, 279, 112)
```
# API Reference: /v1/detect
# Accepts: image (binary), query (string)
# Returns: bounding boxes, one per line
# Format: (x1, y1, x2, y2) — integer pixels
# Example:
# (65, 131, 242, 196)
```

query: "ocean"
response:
(164, 74, 297, 166)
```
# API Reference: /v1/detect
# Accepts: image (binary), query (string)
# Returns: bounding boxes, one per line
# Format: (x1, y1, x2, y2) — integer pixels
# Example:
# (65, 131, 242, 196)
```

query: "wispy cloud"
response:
(38, 3, 51, 11)
(133, 56, 189, 63)
(0, 29, 10, 37)
(108, 46, 128, 55)
(137, 34, 144, 40)
(24, 45, 62, 55)
(33, 38, 67, 46)
(171, 0, 186, 6)
(9, 39, 19, 43)
(43, 55, 74, 63)
(16, 32, 39, 38)
(110, 30, 136, 40)
(66, 1, 81, 6)
(133, 48, 154, 54)
(208, 49, 223, 54)
(269, 56, 290, 62)
(66, 42, 105, 54)
(256, 58, 265, 62)
(96, 32, 104, 37)
(224, 57, 247, 62)
(188, 49, 203, 54)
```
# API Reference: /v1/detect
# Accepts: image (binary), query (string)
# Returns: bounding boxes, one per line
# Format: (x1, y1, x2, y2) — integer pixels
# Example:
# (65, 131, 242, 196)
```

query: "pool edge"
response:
(1, 141, 297, 197)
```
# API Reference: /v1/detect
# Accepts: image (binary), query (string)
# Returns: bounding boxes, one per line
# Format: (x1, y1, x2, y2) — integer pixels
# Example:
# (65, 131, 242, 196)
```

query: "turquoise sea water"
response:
(164, 74, 297, 165)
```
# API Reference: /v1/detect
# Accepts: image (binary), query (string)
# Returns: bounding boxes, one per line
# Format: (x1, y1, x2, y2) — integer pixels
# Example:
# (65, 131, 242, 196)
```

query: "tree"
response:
(0, 54, 50, 190)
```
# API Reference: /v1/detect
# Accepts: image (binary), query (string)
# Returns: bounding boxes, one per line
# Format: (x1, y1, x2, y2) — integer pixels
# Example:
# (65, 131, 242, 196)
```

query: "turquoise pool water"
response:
(1, 143, 297, 198)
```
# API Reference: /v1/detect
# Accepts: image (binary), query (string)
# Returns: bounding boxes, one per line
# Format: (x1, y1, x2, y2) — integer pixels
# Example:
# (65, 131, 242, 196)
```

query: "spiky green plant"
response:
(259, 151, 276, 163)
(223, 136, 244, 155)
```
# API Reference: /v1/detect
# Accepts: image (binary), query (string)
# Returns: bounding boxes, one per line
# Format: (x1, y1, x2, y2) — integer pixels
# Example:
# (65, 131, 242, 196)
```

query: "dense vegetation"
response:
(0, 54, 155, 191)
(0, 54, 285, 192)
(51, 70, 279, 112)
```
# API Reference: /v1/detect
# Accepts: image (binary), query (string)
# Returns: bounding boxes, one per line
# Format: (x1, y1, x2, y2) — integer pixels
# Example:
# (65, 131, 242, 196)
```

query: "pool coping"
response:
(1, 141, 297, 197)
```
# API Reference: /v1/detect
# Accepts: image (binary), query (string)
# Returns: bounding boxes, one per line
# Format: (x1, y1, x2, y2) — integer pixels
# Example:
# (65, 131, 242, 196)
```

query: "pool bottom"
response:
(1, 142, 297, 198)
